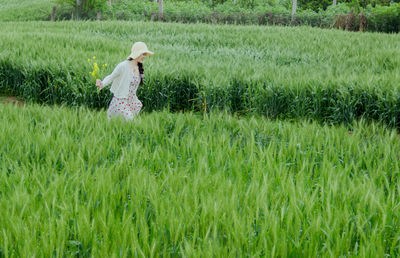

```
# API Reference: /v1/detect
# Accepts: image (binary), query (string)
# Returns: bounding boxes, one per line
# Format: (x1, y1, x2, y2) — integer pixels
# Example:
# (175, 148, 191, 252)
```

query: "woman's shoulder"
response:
(117, 60, 130, 67)
(114, 60, 130, 72)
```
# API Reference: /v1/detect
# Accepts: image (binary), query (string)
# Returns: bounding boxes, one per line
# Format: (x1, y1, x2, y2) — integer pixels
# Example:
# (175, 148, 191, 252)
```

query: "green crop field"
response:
(1, 21, 399, 126)
(1, 6, 400, 256)
(0, 0, 52, 22)
(1, 103, 400, 256)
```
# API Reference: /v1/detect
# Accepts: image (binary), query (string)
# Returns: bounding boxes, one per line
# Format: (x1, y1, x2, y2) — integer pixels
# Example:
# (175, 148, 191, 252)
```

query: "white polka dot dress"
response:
(107, 74, 143, 121)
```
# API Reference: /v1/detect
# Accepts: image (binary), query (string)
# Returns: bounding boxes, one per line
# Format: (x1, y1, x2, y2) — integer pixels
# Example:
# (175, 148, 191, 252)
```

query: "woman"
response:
(96, 42, 154, 121)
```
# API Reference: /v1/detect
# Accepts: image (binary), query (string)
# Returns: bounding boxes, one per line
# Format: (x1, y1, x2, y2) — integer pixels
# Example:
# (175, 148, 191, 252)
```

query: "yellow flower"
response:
(88, 58, 102, 81)
(88, 59, 91, 62)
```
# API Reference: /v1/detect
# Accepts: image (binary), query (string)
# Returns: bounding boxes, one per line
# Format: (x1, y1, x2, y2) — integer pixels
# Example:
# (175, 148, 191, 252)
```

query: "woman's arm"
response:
(96, 79, 103, 89)
(97, 62, 122, 89)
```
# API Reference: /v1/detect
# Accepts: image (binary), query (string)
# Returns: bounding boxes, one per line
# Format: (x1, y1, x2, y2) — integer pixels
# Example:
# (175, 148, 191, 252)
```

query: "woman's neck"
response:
(130, 59, 138, 66)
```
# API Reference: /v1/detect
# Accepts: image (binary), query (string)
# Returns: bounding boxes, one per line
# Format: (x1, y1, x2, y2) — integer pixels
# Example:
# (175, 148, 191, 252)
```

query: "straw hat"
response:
(127, 42, 154, 60)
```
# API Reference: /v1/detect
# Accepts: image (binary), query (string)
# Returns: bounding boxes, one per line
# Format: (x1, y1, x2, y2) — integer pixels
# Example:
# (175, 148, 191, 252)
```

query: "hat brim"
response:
(144, 51, 154, 56)
(128, 51, 155, 60)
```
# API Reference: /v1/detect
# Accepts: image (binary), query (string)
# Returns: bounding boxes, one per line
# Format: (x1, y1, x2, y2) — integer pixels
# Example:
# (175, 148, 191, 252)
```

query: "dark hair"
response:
(128, 58, 145, 86)
(138, 62, 144, 86)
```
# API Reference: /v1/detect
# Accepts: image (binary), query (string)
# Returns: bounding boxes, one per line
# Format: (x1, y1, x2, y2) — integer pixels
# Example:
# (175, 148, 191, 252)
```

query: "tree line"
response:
(51, 0, 400, 21)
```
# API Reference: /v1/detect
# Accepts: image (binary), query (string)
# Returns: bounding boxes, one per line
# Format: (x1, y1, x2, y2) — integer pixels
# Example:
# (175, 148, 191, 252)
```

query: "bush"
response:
(366, 3, 400, 33)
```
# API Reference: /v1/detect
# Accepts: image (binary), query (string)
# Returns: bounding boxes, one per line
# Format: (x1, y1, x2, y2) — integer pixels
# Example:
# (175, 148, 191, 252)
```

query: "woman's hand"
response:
(96, 79, 103, 89)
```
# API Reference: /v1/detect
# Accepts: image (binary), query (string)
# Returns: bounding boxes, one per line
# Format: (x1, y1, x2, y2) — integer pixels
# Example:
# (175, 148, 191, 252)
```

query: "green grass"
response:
(1, 21, 399, 126)
(2, 21, 399, 91)
(1, 102, 400, 256)
(0, 0, 52, 22)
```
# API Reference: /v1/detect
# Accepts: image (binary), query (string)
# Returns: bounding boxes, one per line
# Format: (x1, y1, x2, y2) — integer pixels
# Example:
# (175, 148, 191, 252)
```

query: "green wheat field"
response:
(1, 20, 400, 125)
(1, 4, 400, 256)
(1, 104, 400, 256)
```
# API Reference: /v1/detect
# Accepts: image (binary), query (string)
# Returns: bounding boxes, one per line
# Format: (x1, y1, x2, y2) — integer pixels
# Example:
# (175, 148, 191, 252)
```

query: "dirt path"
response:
(0, 95, 25, 106)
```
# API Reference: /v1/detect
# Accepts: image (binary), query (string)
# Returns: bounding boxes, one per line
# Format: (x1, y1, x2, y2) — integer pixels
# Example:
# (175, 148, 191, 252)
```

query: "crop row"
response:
(0, 21, 399, 126)
(1, 103, 400, 256)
